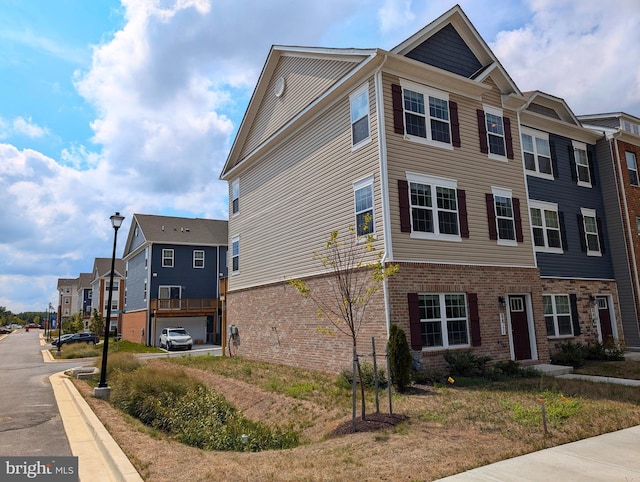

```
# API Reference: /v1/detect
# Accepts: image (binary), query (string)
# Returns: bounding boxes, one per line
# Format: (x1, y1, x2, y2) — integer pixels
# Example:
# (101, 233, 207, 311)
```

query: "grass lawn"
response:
(51, 339, 163, 359)
(75, 354, 640, 481)
(574, 360, 640, 380)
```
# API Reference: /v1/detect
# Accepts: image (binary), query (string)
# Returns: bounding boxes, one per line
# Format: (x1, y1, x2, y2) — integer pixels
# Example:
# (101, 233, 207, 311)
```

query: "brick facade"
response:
(386, 262, 549, 368)
(121, 310, 147, 344)
(541, 278, 623, 354)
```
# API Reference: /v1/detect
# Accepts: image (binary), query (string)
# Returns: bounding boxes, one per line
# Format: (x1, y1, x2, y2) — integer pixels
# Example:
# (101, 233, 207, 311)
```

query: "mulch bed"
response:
(331, 412, 408, 436)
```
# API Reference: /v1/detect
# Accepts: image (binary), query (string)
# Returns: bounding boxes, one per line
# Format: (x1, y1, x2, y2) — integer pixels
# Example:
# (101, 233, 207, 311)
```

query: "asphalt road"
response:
(0, 329, 79, 456)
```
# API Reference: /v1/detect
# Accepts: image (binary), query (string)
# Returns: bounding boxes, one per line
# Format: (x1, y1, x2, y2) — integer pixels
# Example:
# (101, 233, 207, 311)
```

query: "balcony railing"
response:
(150, 298, 219, 315)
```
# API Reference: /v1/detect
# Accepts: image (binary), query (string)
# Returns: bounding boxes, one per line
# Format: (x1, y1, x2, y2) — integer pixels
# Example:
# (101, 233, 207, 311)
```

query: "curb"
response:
(50, 372, 143, 482)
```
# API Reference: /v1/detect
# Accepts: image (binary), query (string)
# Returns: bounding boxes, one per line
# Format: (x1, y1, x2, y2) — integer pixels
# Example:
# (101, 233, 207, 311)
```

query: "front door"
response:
(596, 296, 613, 342)
(509, 295, 532, 360)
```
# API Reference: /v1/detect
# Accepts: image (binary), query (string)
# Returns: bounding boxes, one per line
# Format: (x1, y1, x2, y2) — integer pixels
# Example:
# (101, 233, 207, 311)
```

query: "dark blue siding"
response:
(527, 133, 614, 279)
(150, 244, 220, 300)
(125, 250, 147, 311)
(406, 24, 482, 78)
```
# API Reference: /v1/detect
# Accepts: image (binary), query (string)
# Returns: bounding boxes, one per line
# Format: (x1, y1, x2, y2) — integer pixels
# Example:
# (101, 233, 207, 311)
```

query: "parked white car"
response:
(159, 327, 193, 351)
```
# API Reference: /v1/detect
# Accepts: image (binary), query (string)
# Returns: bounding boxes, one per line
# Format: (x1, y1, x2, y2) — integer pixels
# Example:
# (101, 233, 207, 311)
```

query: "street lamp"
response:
(94, 211, 125, 400)
(48, 303, 53, 340)
(57, 291, 63, 354)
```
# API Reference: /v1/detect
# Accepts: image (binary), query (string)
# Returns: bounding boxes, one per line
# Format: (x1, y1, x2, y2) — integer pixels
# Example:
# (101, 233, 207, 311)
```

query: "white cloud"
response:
(0, 116, 48, 139)
(378, 0, 415, 33)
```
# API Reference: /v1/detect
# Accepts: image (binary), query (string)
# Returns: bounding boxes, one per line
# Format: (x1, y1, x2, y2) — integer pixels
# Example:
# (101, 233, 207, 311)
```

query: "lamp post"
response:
(94, 212, 125, 400)
(48, 303, 53, 340)
(57, 291, 63, 354)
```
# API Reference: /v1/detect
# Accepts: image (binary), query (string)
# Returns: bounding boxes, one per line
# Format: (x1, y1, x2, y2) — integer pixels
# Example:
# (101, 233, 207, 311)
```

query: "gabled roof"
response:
(77, 273, 92, 290)
(91, 258, 125, 282)
(57, 278, 77, 290)
(123, 214, 228, 258)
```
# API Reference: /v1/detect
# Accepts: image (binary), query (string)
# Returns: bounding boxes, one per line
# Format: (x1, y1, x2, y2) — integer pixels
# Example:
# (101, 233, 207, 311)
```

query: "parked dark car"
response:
(0, 327, 12, 334)
(56, 332, 100, 346)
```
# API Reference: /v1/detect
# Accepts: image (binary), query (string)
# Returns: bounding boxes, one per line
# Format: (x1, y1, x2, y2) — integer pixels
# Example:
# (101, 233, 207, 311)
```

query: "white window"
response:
(407, 172, 460, 241)
(232, 178, 240, 214)
(544, 294, 573, 337)
(492, 187, 516, 246)
(484, 106, 506, 159)
(626, 152, 639, 186)
(353, 176, 375, 237)
(573, 141, 591, 187)
(193, 250, 205, 268)
(400, 80, 452, 149)
(143, 279, 147, 301)
(636, 217, 640, 236)
(581, 208, 601, 256)
(419, 293, 469, 349)
(231, 236, 239, 273)
(529, 200, 563, 253)
(521, 128, 553, 178)
(162, 249, 174, 267)
(350, 83, 370, 147)
(144, 247, 148, 268)
(105, 280, 119, 291)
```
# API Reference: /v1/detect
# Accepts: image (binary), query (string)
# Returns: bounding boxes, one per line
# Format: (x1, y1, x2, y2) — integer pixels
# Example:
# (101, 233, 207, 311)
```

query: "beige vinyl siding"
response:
(239, 55, 363, 160)
(383, 73, 536, 267)
(229, 78, 383, 291)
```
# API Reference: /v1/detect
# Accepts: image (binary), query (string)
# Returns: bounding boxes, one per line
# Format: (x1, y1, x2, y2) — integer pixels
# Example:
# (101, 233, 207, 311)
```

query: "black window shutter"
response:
(504, 117, 514, 159)
(407, 293, 423, 350)
(568, 144, 577, 182)
(391, 84, 404, 135)
(468, 293, 481, 346)
(457, 189, 469, 238)
(485, 193, 498, 240)
(550, 140, 560, 179)
(588, 150, 596, 186)
(513, 197, 524, 242)
(450, 101, 461, 147)
(597, 216, 606, 254)
(559, 211, 568, 251)
(570, 294, 581, 336)
(476, 109, 488, 154)
(398, 179, 411, 233)
(577, 213, 587, 252)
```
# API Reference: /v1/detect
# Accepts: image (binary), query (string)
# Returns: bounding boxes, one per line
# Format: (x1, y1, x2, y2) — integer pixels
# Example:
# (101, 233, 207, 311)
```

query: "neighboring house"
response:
(120, 214, 228, 347)
(520, 92, 623, 348)
(220, 6, 556, 373)
(578, 112, 640, 348)
(57, 278, 78, 324)
(90, 258, 126, 334)
(76, 272, 93, 327)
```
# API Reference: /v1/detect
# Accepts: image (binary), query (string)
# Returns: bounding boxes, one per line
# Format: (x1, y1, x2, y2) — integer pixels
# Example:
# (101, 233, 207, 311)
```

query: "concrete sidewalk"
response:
(437, 425, 640, 481)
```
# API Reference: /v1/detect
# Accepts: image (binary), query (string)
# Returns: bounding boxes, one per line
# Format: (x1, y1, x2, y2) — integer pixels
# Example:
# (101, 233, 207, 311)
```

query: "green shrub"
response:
(490, 360, 539, 380)
(412, 366, 447, 384)
(387, 324, 412, 392)
(102, 352, 142, 378)
(339, 361, 387, 389)
(443, 350, 491, 377)
(585, 340, 625, 361)
(550, 341, 587, 368)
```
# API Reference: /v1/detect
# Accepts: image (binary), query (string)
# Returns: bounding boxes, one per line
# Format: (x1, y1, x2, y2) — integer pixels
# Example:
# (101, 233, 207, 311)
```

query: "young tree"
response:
(89, 309, 104, 338)
(289, 222, 399, 428)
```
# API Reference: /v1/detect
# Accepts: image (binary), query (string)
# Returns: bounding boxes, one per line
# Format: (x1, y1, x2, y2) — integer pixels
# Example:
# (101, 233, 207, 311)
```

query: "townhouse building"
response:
(90, 257, 125, 334)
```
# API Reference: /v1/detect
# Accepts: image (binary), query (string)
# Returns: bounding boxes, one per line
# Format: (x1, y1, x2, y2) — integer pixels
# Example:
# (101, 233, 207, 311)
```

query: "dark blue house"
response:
(120, 214, 228, 346)
(520, 91, 622, 350)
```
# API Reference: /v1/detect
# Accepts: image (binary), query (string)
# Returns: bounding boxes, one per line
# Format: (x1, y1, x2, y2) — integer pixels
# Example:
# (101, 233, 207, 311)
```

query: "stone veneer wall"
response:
(386, 262, 549, 367)
(541, 278, 623, 356)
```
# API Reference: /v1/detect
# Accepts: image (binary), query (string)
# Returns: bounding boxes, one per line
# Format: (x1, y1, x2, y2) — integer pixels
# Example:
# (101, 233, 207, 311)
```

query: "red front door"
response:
(596, 296, 613, 341)
(509, 295, 532, 360)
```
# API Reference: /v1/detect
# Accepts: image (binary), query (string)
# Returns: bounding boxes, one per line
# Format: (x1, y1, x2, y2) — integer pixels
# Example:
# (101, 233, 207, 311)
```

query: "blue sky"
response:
(1, 0, 639, 312)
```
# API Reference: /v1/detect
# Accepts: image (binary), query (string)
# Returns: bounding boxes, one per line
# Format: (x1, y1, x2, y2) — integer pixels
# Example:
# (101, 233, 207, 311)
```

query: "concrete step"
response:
(530, 363, 574, 376)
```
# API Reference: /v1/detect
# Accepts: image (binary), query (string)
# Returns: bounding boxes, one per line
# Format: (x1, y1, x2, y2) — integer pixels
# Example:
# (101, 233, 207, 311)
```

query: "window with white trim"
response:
(350, 83, 370, 147)
(419, 293, 469, 348)
(544, 294, 573, 337)
(407, 173, 460, 240)
(193, 250, 205, 268)
(573, 141, 591, 186)
(521, 128, 552, 177)
(581, 208, 601, 256)
(484, 106, 506, 158)
(353, 176, 375, 237)
(231, 236, 239, 273)
(529, 200, 563, 253)
(492, 187, 516, 245)
(105, 280, 119, 291)
(401, 80, 452, 148)
(162, 249, 174, 267)
(232, 179, 240, 214)
(626, 152, 639, 186)
(636, 216, 640, 236)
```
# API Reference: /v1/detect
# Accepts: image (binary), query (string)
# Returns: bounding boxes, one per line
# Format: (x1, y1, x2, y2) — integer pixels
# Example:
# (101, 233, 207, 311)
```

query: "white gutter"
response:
(373, 55, 393, 338)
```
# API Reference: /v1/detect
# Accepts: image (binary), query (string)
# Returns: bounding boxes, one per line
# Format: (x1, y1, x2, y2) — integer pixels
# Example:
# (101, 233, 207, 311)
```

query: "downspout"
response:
(373, 55, 393, 338)
(611, 130, 640, 343)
